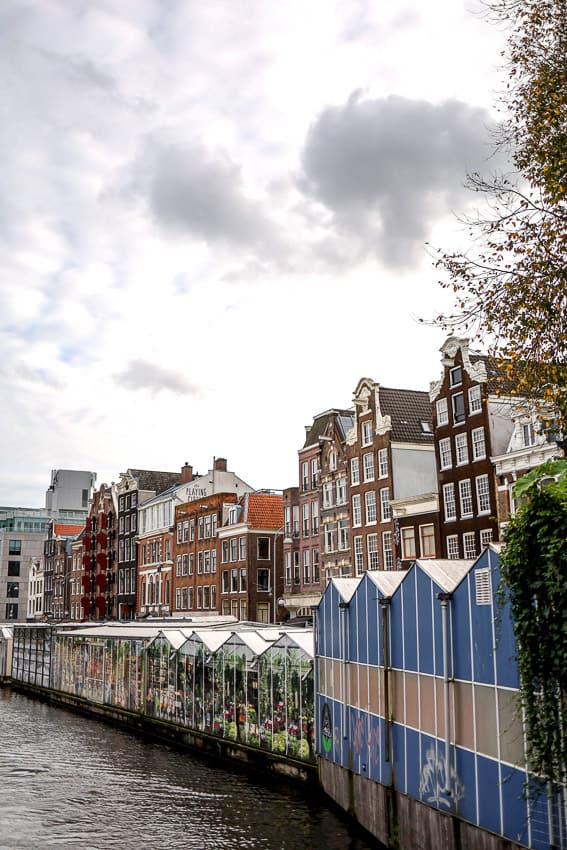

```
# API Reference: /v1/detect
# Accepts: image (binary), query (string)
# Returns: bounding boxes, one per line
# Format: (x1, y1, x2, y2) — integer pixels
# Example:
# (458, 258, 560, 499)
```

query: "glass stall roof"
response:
(366, 570, 407, 597)
(270, 631, 314, 659)
(415, 558, 475, 594)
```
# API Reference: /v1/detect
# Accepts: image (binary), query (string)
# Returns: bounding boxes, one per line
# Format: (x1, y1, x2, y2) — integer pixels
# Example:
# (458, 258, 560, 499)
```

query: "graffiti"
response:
(419, 746, 464, 809)
(321, 702, 332, 753)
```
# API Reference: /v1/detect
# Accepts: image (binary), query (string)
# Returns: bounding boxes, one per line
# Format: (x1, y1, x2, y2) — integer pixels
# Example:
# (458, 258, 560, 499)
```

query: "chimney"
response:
(214, 457, 227, 472)
(181, 462, 193, 483)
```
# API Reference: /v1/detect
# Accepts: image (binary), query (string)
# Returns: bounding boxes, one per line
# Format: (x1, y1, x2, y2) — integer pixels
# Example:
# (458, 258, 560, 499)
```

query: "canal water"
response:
(0, 689, 378, 850)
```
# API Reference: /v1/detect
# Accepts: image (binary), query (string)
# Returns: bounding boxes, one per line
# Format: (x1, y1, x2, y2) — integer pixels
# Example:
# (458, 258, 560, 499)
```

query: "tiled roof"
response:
(128, 469, 182, 495)
(245, 493, 284, 529)
(379, 387, 434, 443)
(54, 523, 84, 537)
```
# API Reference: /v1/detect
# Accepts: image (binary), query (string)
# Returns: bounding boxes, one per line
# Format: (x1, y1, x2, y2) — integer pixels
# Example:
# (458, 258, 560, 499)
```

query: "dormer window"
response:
(450, 366, 463, 387)
(228, 507, 238, 525)
(522, 423, 536, 447)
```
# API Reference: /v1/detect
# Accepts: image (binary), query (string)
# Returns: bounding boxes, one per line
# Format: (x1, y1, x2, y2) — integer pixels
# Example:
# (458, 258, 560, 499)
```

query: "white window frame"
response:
(380, 488, 390, 522)
(476, 474, 491, 514)
(352, 494, 361, 527)
(367, 534, 379, 570)
(436, 397, 449, 426)
(443, 483, 456, 521)
(401, 526, 416, 559)
(363, 452, 375, 482)
(463, 531, 476, 559)
(447, 535, 459, 559)
(350, 457, 360, 486)
(365, 491, 377, 525)
(382, 531, 394, 569)
(480, 528, 493, 549)
(439, 438, 452, 470)
(378, 448, 388, 479)
(419, 524, 436, 558)
(353, 536, 363, 575)
(361, 420, 372, 446)
(468, 385, 482, 414)
(472, 427, 486, 460)
(459, 479, 474, 517)
(455, 433, 469, 465)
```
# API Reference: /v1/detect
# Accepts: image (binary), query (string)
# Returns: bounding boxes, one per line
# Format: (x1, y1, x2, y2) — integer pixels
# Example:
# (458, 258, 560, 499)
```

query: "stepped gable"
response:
(378, 386, 434, 443)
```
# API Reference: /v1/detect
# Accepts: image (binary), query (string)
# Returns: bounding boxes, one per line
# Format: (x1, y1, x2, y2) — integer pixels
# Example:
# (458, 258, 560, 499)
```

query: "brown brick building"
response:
(80, 485, 118, 620)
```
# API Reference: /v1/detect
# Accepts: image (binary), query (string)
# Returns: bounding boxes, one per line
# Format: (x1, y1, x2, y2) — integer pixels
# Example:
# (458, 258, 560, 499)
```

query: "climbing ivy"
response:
(500, 458, 567, 787)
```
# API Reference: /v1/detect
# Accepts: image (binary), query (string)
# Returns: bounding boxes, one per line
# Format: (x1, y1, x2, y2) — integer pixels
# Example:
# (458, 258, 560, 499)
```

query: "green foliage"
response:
(432, 0, 567, 430)
(500, 459, 567, 786)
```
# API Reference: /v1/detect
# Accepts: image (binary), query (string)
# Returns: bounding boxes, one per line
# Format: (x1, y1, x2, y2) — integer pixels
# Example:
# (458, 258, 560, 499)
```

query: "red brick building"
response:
(218, 491, 284, 623)
(81, 485, 118, 620)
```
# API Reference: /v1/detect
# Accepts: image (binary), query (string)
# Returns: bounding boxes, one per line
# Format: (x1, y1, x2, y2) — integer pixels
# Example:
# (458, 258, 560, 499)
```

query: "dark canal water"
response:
(0, 689, 378, 850)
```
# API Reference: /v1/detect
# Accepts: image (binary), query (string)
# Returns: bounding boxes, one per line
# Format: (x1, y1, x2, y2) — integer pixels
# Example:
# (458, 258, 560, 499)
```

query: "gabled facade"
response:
(218, 491, 284, 623)
(429, 337, 564, 559)
(116, 466, 183, 619)
(319, 410, 355, 583)
(80, 485, 118, 620)
(346, 379, 437, 573)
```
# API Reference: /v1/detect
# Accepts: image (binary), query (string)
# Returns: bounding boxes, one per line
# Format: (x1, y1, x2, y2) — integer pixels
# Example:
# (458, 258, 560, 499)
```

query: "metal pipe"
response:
(339, 602, 348, 738)
(380, 597, 391, 762)
(438, 592, 452, 794)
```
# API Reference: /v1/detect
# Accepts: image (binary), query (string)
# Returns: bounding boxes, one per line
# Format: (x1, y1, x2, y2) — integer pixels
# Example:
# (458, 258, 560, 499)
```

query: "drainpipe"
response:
(311, 605, 319, 751)
(380, 597, 391, 762)
(339, 601, 349, 739)
(438, 592, 452, 794)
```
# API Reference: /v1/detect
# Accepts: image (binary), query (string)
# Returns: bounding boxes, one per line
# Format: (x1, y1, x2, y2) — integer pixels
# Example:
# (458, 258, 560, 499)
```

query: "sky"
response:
(0, 0, 509, 507)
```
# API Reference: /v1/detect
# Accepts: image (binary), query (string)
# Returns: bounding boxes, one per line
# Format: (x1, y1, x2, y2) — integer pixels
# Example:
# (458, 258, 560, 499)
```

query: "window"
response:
(354, 536, 363, 574)
(8, 561, 20, 576)
(468, 385, 482, 414)
(362, 420, 372, 446)
(197, 552, 203, 574)
(257, 538, 270, 559)
(459, 479, 473, 517)
(182, 521, 189, 542)
(211, 550, 217, 573)
(463, 532, 476, 559)
(204, 515, 211, 538)
(189, 553, 194, 575)
(382, 532, 394, 569)
(335, 478, 346, 506)
(380, 488, 390, 521)
(131, 513, 136, 532)
(363, 452, 375, 482)
(303, 549, 310, 583)
(189, 519, 195, 542)
(378, 448, 388, 478)
(324, 528, 335, 554)
(476, 475, 491, 514)
(211, 585, 217, 610)
(443, 483, 456, 520)
(338, 519, 349, 551)
(329, 451, 337, 471)
(365, 491, 377, 524)
(231, 569, 239, 592)
(401, 527, 416, 559)
(419, 524, 436, 558)
(176, 521, 182, 543)
(240, 568, 247, 592)
(480, 528, 493, 549)
(212, 513, 218, 537)
(522, 423, 536, 447)
(239, 537, 247, 560)
(176, 555, 182, 577)
(293, 551, 300, 585)
(7, 582, 19, 598)
(455, 433, 469, 465)
(222, 571, 229, 593)
(175, 588, 181, 610)
(439, 438, 452, 470)
(257, 603, 269, 624)
(313, 549, 320, 583)
(285, 552, 291, 585)
(452, 392, 465, 424)
(472, 427, 486, 460)
(352, 494, 362, 527)
(312, 501, 319, 535)
(350, 457, 360, 485)
(436, 398, 449, 426)
(257, 568, 270, 592)
(367, 534, 379, 570)
(447, 535, 459, 559)
(311, 459, 319, 488)
(302, 503, 310, 537)
(302, 462, 309, 490)
(322, 482, 334, 509)
(5, 603, 18, 620)
(450, 366, 462, 387)
(198, 517, 204, 539)
(8, 540, 21, 555)
(230, 538, 238, 561)
(204, 550, 211, 573)
(197, 587, 203, 609)
(222, 540, 229, 563)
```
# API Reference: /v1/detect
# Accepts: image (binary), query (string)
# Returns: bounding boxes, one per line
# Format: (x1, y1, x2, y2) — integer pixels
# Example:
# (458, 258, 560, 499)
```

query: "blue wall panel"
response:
(501, 765, 529, 847)
(416, 568, 434, 675)
(477, 755, 501, 835)
(401, 572, 418, 672)
(451, 575, 472, 682)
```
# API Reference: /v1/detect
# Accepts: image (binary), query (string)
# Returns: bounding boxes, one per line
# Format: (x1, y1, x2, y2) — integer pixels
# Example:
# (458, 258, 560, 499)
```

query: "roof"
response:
(54, 523, 84, 537)
(366, 570, 407, 597)
(330, 577, 360, 603)
(303, 408, 354, 448)
(127, 469, 182, 496)
(415, 558, 475, 593)
(244, 492, 283, 529)
(378, 387, 434, 443)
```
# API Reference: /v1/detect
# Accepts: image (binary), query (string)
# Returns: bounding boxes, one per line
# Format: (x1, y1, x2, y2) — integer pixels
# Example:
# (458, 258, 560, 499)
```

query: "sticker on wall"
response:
(321, 702, 332, 753)
(419, 746, 464, 809)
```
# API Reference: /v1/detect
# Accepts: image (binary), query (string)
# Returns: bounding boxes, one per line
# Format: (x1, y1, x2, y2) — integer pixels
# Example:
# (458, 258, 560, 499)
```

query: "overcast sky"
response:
(0, 0, 507, 507)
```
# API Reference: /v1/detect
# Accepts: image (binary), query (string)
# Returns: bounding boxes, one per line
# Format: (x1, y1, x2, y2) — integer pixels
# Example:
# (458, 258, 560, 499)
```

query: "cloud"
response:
(124, 138, 282, 256)
(114, 359, 202, 396)
(300, 92, 503, 266)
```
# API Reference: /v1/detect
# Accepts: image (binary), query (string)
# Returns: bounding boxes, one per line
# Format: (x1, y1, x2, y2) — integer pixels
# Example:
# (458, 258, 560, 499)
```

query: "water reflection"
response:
(0, 690, 377, 850)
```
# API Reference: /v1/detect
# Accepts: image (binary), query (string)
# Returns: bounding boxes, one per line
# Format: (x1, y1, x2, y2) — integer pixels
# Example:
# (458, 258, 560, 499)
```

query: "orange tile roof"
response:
(54, 523, 85, 537)
(246, 493, 284, 529)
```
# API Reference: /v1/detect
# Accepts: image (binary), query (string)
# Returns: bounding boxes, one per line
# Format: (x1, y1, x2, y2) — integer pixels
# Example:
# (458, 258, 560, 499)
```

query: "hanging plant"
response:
(500, 458, 567, 788)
